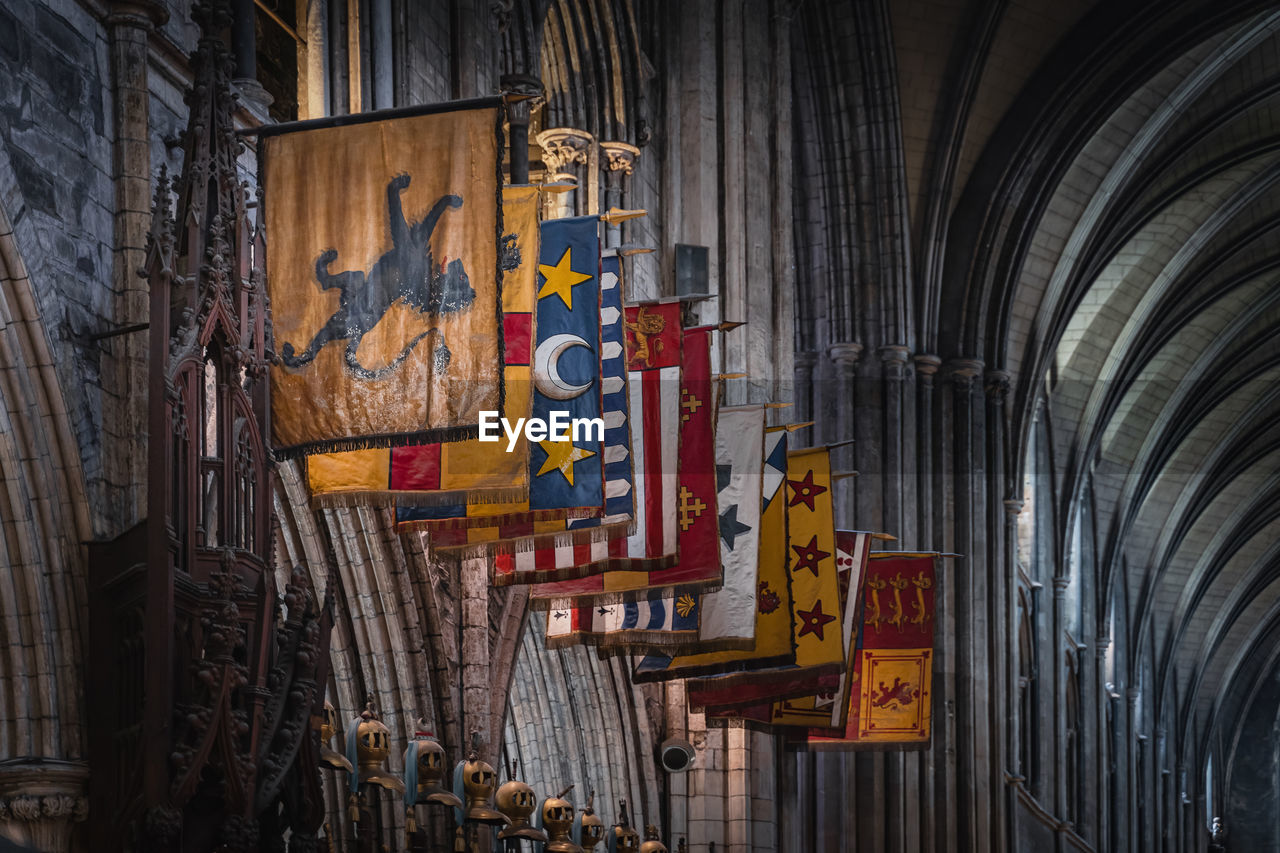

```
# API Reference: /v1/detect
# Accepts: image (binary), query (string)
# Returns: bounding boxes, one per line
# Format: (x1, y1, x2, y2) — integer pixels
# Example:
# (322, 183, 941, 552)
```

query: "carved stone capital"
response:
(948, 358, 984, 390)
(1003, 499, 1024, 516)
(878, 344, 911, 367)
(1126, 687, 1141, 707)
(914, 354, 942, 376)
(104, 0, 169, 29)
(489, 0, 514, 34)
(827, 341, 863, 370)
(985, 369, 1011, 401)
(536, 127, 594, 172)
(600, 141, 641, 176)
(0, 760, 90, 852)
(1052, 576, 1071, 597)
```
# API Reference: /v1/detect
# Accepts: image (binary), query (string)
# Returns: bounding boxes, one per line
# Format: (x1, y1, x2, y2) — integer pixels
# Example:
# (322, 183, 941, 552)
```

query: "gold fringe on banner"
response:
(397, 506, 601, 534)
(309, 484, 530, 510)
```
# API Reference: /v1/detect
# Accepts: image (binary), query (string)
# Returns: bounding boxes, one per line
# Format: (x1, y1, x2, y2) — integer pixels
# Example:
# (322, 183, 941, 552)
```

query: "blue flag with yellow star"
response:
(528, 216, 604, 511)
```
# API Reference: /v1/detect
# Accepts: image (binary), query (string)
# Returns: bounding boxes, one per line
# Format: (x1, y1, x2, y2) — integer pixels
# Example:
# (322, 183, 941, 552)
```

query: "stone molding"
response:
(536, 127, 594, 172)
(914, 354, 942, 376)
(0, 760, 89, 851)
(827, 341, 863, 369)
(600, 141, 642, 175)
(948, 358, 984, 390)
(985, 369, 1011, 400)
(103, 0, 169, 29)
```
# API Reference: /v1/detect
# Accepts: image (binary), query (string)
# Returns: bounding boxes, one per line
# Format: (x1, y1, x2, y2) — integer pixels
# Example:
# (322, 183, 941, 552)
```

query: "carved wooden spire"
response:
(91, 2, 330, 850)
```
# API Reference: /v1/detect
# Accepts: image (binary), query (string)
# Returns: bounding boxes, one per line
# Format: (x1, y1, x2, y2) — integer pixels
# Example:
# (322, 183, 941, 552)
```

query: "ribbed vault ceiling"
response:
(990, 7, 1280, 767)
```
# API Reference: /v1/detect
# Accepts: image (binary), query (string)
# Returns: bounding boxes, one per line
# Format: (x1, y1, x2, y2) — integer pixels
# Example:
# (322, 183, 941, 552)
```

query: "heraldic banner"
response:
(306, 185, 537, 505)
(262, 103, 504, 457)
(788, 551, 939, 749)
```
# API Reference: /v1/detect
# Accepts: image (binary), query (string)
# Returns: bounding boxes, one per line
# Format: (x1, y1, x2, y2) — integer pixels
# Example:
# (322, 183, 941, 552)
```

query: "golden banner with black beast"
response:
(262, 104, 504, 457)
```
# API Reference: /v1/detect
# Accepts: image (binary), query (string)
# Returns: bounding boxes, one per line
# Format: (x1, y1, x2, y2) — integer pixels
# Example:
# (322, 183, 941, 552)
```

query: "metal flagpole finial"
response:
(601, 207, 647, 224)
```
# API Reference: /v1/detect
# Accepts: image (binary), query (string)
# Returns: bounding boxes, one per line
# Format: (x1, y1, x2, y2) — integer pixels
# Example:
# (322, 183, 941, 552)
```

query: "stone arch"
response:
(0, 150, 95, 848)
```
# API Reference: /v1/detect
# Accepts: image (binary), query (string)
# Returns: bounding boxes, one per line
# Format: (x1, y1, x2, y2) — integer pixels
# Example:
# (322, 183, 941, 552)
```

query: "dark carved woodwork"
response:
(87, 2, 331, 850)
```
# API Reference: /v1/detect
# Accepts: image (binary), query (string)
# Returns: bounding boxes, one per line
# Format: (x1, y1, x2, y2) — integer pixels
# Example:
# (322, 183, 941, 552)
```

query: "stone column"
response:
(0, 761, 89, 852)
(104, 1, 166, 532)
(1003, 499, 1025, 776)
(229, 0, 273, 112)
(1096, 638, 1111, 849)
(985, 369, 1011, 853)
(879, 345, 910, 535)
(535, 128, 593, 219)
(460, 555, 491, 762)
(827, 342, 861, 524)
(791, 350, 818, 436)
(948, 358, 987, 852)
(599, 141, 640, 248)
(1127, 686, 1141, 852)
(1052, 575, 1071, 826)
(299, 0, 328, 120)
(370, 0, 393, 109)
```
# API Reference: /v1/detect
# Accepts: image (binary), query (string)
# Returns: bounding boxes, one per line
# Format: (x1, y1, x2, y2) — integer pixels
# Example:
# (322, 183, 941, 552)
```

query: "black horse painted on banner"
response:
(280, 172, 475, 380)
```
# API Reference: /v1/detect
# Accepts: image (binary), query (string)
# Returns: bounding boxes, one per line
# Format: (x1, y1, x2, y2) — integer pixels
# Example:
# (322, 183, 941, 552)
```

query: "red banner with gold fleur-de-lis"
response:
(535, 324, 722, 621)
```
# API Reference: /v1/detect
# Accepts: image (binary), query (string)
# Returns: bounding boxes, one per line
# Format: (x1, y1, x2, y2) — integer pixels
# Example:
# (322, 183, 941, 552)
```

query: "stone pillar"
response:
(299, 0, 329, 120)
(460, 555, 491, 760)
(535, 128, 593, 219)
(948, 358, 987, 852)
(985, 369, 1011, 853)
(1003, 499, 1025, 776)
(913, 353, 951, 849)
(827, 342, 861, 523)
(1127, 686, 1141, 853)
(1096, 638, 1111, 850)
(1052, 575, 1070, 826)
(370, 0, 393, 109)
(791, 350, 818, 436)
(0, 762, 89, 852)
(229, 0, 273, 112)
(600, 141, 640, 248)
(879, 345, 910, 535)
(104, 1, 166, 532)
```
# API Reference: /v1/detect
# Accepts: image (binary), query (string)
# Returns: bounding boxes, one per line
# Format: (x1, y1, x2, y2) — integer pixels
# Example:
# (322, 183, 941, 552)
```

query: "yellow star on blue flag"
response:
(536, 438, 596, 486)
(538, 247, 592, 308)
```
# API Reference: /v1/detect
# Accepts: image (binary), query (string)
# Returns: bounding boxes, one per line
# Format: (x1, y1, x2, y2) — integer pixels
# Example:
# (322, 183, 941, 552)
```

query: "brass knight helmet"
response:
(319, 701, 354, 772)
(346, 699, 406, 794)
(611, 799, 641, 853)
(404, 721, 462, 809)
(459, 748, 510, 826)
(639, 824, 668, 853)
(496, 760, 547, 842)
(576, 792, 606, 851)
(541, 787, 583, 853)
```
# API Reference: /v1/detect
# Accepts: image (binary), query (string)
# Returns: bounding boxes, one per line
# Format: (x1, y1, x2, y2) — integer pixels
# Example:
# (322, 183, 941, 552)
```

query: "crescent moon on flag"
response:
(534, 333, 594, 400)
